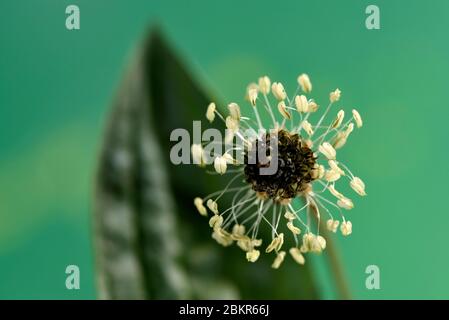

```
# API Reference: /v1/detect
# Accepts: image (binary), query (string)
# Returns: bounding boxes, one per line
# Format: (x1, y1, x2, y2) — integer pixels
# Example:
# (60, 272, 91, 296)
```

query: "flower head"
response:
(192, 74, 366, 267)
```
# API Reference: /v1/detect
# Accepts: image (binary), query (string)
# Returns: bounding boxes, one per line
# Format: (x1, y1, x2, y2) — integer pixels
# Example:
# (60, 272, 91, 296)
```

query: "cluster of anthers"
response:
(192, 73, 366, 269)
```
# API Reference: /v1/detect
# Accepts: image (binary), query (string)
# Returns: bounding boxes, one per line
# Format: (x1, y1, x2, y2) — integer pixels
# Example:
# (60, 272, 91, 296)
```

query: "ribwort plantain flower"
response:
(192, 74, 366, 268)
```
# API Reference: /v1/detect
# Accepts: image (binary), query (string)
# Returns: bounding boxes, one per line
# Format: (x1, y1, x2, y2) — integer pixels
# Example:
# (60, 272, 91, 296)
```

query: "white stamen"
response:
(352, 109, 363, 128)
(301, 120, 313, 135)
(258, 76, 271, 95)
(206, 102, 216, 123)
(248, 88, 258, 107)
(332, 110, 345, 128)
(209, 214, 223, 228)
(330, 88, 341, 103)
(287, 221, 301, 235)
(246, 249, 261, 262)
(225, 116, 239, 131)
(340, 221, 352, 236)
(324, 169, 341, 182)
(194, 197, 207, 216)
(350, 177, 367, 196)
(191, 144, 206, 166)
(214, 156, 227, 175)
(228, 103, 241, 120)
(272, 82, 287, 101)
(327, 184, 344, 200)
(319, 142, 337, 160)
(206, 199, 219, 214)
(297, 74, 312, 93)
(278, 101, 291, 119)
(295, 95, 309, 113)
(337, 197, 354, 210)
(289, 247, 305, 265)
(271, 251, 286, 269)
(329, 160, 345, 176)
(326, 219, 339, 233)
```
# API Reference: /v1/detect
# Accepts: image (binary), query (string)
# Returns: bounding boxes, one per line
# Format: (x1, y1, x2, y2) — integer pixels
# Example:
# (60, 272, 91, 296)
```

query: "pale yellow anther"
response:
(194, 197, 207, 216)
(334, 123, 354, 149)
(330, 88, 341, 103)
(236, 236, 251, 251)
(206, 102, 216, 123)
(324, 169, 341, 182)
(251, 238, 263, 247)
(301, 233, 315, 253)
(276, 233, 284, 251)
(332, 110, 345, 128)
(350, 177, 367, 196)
(214, 156, 227, 175)
(289, 247, 305, 265)
(317, 235, 326, 250)
(212, 228, 233, 246)
(248, 88, 258, 107)
(246, 249, 260, 262)
(333, 132, 347, 150)
(284, 211, 296, 221)
(272, 82, 287, 100)
(258, 76, 271, 95)
(295, 95, 309, 113)
(319, 142, 336, 160)
(231, 224, 246, 240)
(328, 160, 345, 176)
(228, 102, 241, 120)
(328, 184, 344, 199)
(265, 233, 284, 253)
(209, 214, 223, 229)
(301, 120, 314, 135)
(341, 221, 353, 236)
(297, 73, 312, 93)
(307, 234, 323, 253)
(317, 165, 325, 179)
(337, 197, 354, 210)
(326, 219, 340, 233)
(271, 251, 286, 269)
(277, 101, 291, 119)
(206, 199, 219, 215)
(352, 109, 363, 128)
(225, 116, 239, 132)
(265, 237, 279, 253)
(308, 101, 319, 112)
(287, 221, 301, 235)
(191, 144, 206, 166)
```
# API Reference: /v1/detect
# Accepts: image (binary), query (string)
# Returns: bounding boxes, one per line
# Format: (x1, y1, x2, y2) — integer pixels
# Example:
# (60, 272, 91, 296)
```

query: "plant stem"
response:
(306, 197, 351, 299)
(319, 220, 352, 300)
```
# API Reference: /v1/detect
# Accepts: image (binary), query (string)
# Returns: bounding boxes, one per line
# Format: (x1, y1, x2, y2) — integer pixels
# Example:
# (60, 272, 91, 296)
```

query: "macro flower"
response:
(192, 74, 366, 268)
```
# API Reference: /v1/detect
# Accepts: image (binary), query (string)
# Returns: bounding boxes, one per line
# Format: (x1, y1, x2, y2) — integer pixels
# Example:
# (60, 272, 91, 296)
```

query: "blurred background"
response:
(1, 0, 449, 299)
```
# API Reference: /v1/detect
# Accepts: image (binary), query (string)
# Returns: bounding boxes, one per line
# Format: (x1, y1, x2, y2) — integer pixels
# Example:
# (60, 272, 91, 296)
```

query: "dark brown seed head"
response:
(244, 129, 317, 202)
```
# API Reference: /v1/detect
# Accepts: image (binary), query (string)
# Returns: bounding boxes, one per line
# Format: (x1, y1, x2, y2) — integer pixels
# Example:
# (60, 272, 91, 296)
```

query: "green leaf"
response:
(93, 28, 341, 299)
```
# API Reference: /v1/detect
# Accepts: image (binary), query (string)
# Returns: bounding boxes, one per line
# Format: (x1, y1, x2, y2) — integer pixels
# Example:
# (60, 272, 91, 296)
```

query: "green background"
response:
(1, 0, 448, 299)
